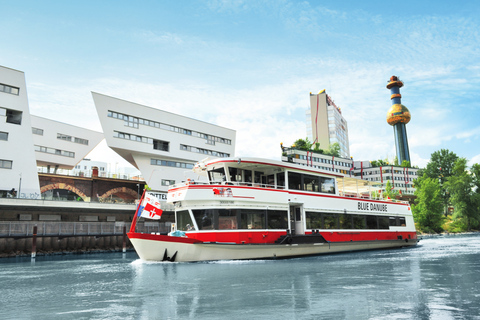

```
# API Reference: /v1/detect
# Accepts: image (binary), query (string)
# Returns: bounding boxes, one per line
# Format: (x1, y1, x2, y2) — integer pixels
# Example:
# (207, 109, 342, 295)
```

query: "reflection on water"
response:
(1, 234, 480, 319)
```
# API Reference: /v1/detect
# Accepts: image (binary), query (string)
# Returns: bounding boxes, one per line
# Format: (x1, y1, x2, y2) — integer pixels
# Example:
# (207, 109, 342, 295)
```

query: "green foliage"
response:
(445, 158, 480, 231)
(324, 142, 341, 157)
(383, 180, 400, 199)
(417, 149, 458, 215)
(400, 160, 410, 167)
(370, 159, 389, 167)
(412, 174, 445, 233)
(293, 138, 313, 151)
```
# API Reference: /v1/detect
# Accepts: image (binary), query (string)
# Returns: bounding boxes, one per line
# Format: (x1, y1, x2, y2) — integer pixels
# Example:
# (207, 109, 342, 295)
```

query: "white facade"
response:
(31, 115, 104, 172)
(353, 161, 418, 196)
(281, 149, 418, 197)
(92, 92, 236, 193)
(0, 66, 40, 199)
(307, 91, 350, 158)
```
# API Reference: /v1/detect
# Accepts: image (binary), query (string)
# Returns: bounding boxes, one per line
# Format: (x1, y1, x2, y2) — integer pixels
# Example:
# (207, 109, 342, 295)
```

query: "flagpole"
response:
(129, 188, 147, 234)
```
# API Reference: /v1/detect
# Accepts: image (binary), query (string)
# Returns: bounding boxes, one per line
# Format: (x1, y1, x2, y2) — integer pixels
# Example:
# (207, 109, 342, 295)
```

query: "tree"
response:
(412, 174, 444, 233)
(383, 180, 399, 199)
(445, 158, 480, 231)
(324, 142, 341, 157)
(417, 149, 458, 216)
(292, 137, 312, 151)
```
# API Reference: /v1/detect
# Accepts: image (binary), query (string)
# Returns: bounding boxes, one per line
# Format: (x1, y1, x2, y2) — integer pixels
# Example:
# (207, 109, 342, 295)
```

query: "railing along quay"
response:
(0, 221, 170, 239)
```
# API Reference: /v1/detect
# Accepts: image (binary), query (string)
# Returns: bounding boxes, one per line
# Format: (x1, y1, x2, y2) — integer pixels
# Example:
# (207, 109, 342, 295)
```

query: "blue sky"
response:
(2, 0, 480, 169)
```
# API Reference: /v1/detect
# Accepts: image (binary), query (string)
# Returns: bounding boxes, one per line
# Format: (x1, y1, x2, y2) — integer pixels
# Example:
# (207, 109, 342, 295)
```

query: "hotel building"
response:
(307, 90, 350, 158)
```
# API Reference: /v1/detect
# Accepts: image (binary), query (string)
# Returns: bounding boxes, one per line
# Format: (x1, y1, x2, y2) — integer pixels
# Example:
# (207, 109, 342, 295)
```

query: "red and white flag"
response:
(140, 192, 163, 220)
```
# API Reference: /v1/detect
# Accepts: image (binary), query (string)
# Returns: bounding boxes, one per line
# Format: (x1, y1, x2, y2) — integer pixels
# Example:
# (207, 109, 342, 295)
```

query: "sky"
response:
(1, 0, 480, 170)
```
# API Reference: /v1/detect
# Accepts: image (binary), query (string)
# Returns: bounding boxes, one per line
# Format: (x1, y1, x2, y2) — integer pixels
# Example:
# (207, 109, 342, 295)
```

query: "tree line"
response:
(412, 149, 480, 233)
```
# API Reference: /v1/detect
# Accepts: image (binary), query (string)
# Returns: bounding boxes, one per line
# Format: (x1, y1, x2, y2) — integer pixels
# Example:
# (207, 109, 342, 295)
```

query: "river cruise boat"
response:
(128, 157, 418, 262)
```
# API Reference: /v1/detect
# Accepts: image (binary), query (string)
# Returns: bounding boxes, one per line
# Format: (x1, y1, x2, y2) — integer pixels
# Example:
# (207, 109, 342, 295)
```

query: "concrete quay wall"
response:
(0, 234, 130, 258)
(0, 199, 174, 258)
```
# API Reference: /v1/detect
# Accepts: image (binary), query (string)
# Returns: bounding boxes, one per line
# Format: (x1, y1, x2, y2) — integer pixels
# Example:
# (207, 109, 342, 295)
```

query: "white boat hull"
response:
(130, 236, 418, 262)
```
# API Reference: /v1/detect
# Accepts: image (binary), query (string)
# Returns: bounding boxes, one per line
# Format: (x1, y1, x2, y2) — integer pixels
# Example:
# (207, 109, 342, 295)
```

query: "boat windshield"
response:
(208, 167, 226, 184)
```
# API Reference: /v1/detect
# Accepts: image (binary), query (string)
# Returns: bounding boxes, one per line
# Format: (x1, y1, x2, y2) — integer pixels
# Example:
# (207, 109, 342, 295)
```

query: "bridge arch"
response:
(40, 183, 88, 201)
(99, 187, 138, 203)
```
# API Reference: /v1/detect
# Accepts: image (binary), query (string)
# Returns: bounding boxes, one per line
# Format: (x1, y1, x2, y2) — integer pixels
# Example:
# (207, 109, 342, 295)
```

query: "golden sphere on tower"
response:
(386, 104, 411, 126)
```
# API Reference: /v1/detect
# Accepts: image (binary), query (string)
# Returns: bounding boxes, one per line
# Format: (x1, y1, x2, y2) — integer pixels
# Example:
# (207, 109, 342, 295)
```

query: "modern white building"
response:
(0, 65, 40, 199)
(92, 92, 236, 194)
(307, 90, 350, 158)
(281, 148, 418, 199)
(31, 115, 104, 173)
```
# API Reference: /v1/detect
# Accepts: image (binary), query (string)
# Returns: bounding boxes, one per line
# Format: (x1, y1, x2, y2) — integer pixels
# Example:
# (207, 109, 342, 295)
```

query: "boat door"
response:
(289, 204, 305, 235)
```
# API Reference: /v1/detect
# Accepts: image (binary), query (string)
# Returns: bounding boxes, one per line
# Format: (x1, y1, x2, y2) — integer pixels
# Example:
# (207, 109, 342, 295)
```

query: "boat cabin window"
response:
(229, 167, 242, 183)
(277, 172, 285, 188)
(306, 212, 398, 230)
(244, 170, 252, 185)
(176, 210, 195, 231)
(191, 209, 288, 230)
(208, 167, 226, 183)
(254, 171, 263, 184)
(240, 210, 266, 229)
(287, 172, 335, 194)
(193, 209, 215, 230)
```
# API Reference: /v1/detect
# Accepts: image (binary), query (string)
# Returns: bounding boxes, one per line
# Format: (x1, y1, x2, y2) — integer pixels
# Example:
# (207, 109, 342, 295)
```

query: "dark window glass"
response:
(304, 174, 319, 192)
(267, 210, 288, 229)
(218, 209, 237, 230)
(177, 210, 195, 231)
(389, 217, 397, 226)
(366, 215, 378, 229)
(288, 172, 302, 190)
(192, 209, 215, 230)
(339, 214, 353, 229)
(353, 215, 366, 229)
(399, 217, 406, 227)
(276, 172, 285, 189)
(240, 209, 265, 229)
(306, 212, 322, 229)
(378, 216, 390, 229)
(323, 214, 338, 229)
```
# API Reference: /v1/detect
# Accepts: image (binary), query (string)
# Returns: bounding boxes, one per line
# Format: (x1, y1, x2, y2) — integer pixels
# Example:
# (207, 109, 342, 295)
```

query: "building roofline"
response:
(91, 91, 236, 133)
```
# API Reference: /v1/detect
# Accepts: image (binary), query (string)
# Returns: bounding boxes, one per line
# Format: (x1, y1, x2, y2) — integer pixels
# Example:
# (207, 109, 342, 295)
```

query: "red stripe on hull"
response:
(129, 230, 417, 245)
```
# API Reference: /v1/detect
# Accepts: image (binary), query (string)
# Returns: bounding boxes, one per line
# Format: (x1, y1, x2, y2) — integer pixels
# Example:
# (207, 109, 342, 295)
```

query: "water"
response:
(1, 234, 480, 320)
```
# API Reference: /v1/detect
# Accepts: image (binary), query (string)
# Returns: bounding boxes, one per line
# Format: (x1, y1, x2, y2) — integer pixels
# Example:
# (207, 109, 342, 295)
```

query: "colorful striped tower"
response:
(386, 76, 411, 164)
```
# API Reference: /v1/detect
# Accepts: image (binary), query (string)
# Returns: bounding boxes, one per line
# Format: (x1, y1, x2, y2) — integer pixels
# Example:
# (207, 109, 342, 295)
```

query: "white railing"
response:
(0, 221, 169, 237)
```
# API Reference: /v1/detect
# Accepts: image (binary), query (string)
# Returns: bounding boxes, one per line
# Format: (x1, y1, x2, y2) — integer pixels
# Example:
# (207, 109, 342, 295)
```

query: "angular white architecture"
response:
(92, 92, 236, 194)
(0, 66, 40, 199)
(31, 115, 104, 173)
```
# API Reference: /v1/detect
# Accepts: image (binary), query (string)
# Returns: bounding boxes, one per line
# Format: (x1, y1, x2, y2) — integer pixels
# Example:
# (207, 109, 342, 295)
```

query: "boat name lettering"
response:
(357, 202, 388, 212)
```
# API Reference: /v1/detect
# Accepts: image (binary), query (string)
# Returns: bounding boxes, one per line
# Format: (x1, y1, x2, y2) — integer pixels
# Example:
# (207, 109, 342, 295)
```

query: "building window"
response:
(107, 110, 232, 145)
(180, 144, 229, 158)
(153, 140, 169, 152)
(5, 109, 22, 125)
(151, 158, 194, 169)
(57, 133, 72, 141)
(0, 159, 13, 169)
(74, 137, 88, 145)
(0, 131, 8, 141)
(0, 83, 20, 95)
(162, 179, 175, 186)
(32, 127, 44, 135)
(34, 145, 75, 158)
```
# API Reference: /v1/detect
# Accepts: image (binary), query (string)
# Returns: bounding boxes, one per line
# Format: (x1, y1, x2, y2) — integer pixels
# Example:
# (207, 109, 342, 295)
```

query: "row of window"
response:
(32, 127, 44, 135)
(57, 133, 89, 145)
(0, 159, 13, 169)
(294, 154, 352, 167)
(177, 209, 289, 231)
(306, 212, 406, 230)
(34, 145, 75, 158)
(108, 110, 232, 145)
(360, 170, 418, 175)
(364, 176, 414, 182)
(288, 172, 336, 194)
(176, 209, 407, 232)
(150, 158, 194, 169)
(0, 131, 7, 141)
(180, 144, 229, 158)
(0, 83, 19, 95)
